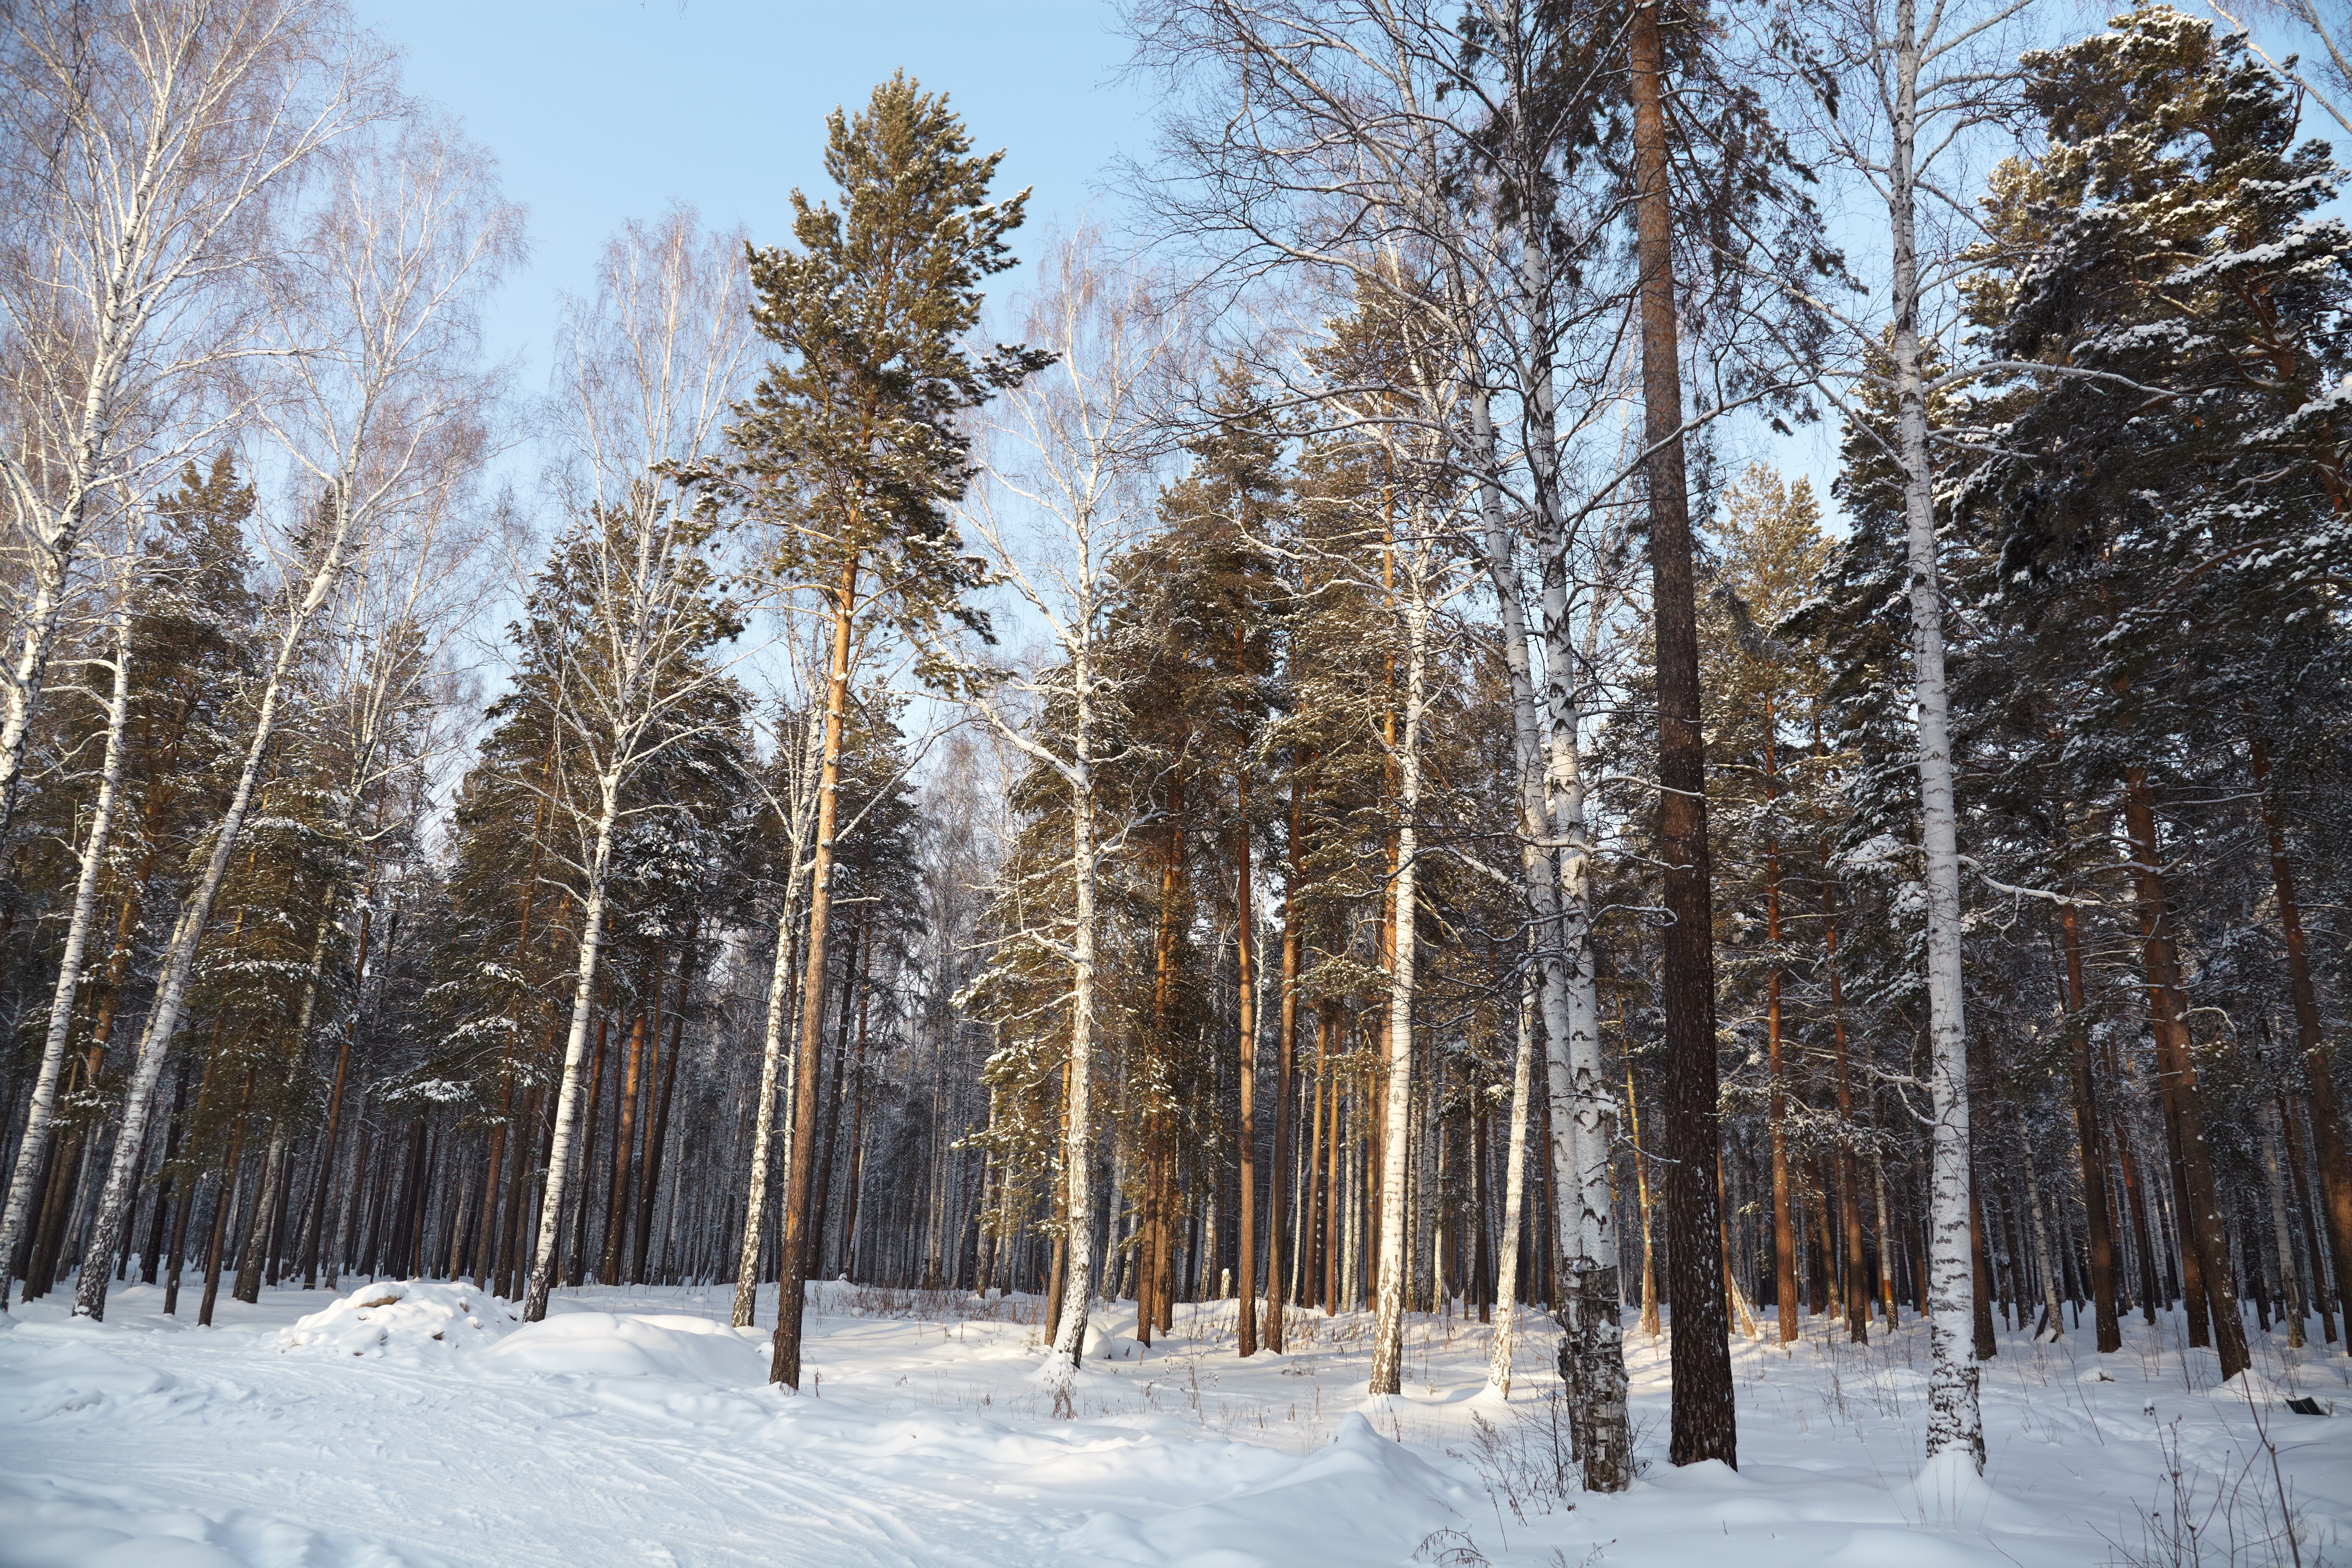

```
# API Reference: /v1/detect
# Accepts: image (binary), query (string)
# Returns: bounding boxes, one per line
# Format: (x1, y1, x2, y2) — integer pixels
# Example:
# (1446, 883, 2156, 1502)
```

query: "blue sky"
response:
(354, 0, 1148, 402)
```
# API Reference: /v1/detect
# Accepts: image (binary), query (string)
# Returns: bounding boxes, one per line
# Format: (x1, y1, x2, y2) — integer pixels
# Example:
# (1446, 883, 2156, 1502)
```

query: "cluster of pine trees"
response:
(3, 0, 2348, 1487)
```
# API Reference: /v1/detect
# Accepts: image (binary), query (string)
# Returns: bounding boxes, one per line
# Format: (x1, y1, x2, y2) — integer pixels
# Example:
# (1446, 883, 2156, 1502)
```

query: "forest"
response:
(2, 0, 2349, 1557)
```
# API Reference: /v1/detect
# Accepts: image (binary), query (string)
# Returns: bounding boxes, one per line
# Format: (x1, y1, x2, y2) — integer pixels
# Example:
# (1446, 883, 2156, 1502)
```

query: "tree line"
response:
(3, 0, 2348, 1490)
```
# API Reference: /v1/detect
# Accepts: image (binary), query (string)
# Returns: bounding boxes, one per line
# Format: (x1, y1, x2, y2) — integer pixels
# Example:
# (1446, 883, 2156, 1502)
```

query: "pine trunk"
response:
(2250, 733, 2352, 1345)
(771, 561, 859, 1388)
(1630, 0, 1732, 1471)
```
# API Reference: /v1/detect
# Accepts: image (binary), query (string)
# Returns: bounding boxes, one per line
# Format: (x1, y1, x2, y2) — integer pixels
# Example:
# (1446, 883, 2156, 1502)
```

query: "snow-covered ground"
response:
(1, 1279, 2345, 1567)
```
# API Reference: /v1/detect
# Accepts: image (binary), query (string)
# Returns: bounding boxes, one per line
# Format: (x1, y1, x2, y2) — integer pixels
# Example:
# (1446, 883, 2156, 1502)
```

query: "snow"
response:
(277, 1281, 518, 1359)
(1, 1281, 2346, 1567)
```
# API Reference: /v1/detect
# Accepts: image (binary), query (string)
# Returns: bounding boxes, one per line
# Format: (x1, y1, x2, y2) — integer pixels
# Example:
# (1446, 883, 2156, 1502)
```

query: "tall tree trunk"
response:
(234, 1122, 289, 1303)
(2059, 897, 2121, 1351)
(1629, 0, 1732, 1471)
(2122, 769, 2249, 1379)
(1489, 957, 1539, 1392)
(0, 607, 132, 1308)
(2108, 1031, 2161, 1324)
(523, 794, 620, 1322)
(1266, 780, 1302, 1352)
(2251, 732, 2352, 1345)
(600, 1013, 646, 1286)
(736, 898, 803, 1324)
(1885, 0, 1982, 1468)
(1764, 739, 1795, 1344)
(1234, 771, 1259, 1358)
(1366, 591, 1426, 1398)
(2282, 1096, 2337, 1345)
(634, 972, 689, 1286)
(1832, 947, 1867, 1345)
(1628, 1054, 1660, 1337)
(1472, 382, 1625, 1477)
(2260, 1098, 2306, 1347)
(771, 559, 859, 1389)
(198, 1073, 256, 1327)
(142, 1063, 190, 1287)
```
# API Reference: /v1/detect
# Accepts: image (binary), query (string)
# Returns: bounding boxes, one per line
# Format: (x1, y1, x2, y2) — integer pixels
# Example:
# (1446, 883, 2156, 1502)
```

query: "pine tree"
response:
(718, 73, 1043, 1389)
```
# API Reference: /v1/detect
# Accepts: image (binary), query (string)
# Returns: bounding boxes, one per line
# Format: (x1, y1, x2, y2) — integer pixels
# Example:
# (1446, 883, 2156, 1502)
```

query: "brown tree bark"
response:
(2105, 1030, 2161, 1324)
(599, 1013, 646, 1286)
(2058, 897, 2121, 1351)
(1629, 0, 1732, 1467)
(1828, 903, 1867, 1344)
(1969, 1166, 1997, 1359)
(198, 1071, 255, 1327)
(2123, 770, 2249, 1378)
(1234, 774, 1258, 1357)
(570, 1019, 607, 1288)
(771, 557, 859, 1389)
(634, 968, 689, 1286)
(2251, 732, 2352, 1346)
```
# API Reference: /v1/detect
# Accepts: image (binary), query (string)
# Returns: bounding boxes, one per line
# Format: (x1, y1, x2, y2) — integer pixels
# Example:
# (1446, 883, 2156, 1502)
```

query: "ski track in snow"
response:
(2, 1279, 2347, 1567)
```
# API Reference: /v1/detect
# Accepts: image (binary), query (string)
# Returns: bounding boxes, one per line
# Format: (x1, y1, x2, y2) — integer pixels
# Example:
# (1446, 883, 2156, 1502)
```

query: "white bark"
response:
(1887, 3, 1984, 1464)
(0, 599, 134, 1306)
(0, 0, 385, 834)
(523, 811, 614, 1321)
(524, 213, 757, 1324)
(1368, 583, 1426, 1398)
(1488, 956, 1538, 1393)
(2018, 1134, 2063, 1341)
(2261, 1101, 2306, 1347)
(70, 106, 515, 1317)
(946, 236, 1176, 1395)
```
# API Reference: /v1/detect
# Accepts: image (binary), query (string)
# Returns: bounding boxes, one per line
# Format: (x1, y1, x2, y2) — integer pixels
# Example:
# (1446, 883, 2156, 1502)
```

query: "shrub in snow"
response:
(278, 1280, 518, 1358)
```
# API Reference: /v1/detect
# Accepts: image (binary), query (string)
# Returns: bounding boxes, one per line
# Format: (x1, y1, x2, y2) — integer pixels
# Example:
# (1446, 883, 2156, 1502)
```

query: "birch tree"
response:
(0, 0, 387, 838)
(950, 234, 1184, 1404)
(0, 550, 137, 1307)
(520, 210, 757, 1324)
(73, 106, 516, 1317)
(1793, 0, 2040, 1468)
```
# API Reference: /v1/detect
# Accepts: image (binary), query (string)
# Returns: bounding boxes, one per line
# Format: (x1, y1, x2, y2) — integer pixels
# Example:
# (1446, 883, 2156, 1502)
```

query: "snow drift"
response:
(276, 1281, 516, 1358)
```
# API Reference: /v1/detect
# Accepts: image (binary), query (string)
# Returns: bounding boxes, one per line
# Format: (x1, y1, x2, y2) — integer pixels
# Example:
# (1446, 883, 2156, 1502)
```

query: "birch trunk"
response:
(1043, 732, 1097, 1398)
(0, 605, 132, 1307)
(74, 516, 358, 1319)
(2018, 1134, 2063, 1340)
(1488, 956, 1538, 1393)
(521, 796, 618, 1322)
(2260, 1102, 2305, 1348)
(1366, 590, 1426, 1399)
(1886, 0, 1982, 1466)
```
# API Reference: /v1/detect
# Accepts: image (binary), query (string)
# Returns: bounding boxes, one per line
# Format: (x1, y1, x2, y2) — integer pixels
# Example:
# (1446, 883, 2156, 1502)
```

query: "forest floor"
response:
(0, 1276, 2346, 1567)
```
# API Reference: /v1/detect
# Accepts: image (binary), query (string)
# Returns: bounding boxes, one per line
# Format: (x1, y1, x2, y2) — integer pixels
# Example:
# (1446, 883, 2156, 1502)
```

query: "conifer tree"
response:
(717, 73, 1043, 1389)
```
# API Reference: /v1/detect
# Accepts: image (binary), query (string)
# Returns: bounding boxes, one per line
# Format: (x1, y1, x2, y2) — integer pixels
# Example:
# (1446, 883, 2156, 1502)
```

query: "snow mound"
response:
(1896, 1449, 2045, 1532)
(277, 1281, 517, 1359)
(1069, 1413, 1474, 1566)
(476, 1311, 766, 1384)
